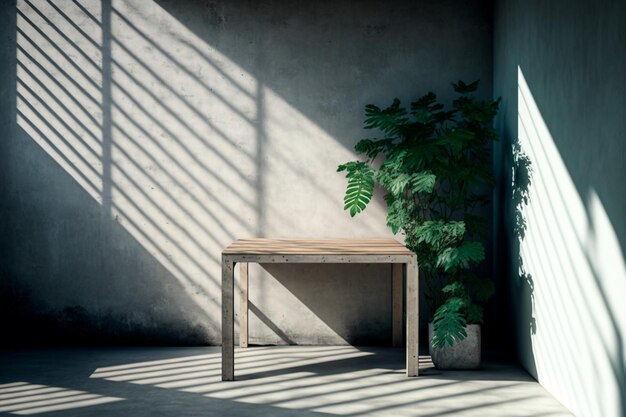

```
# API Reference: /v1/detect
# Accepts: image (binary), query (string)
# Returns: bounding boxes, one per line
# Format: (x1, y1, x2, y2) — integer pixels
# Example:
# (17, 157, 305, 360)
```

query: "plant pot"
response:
(428, 323, 481, 369)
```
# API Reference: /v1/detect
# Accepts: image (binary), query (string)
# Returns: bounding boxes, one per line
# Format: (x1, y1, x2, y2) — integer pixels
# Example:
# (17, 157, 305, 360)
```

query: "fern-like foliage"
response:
(436, 241, 485, 273)
(364, 98, 409, 137)
(413, 221, 465, 249)
(410, 171, 436, 194)
(354, 138, 393, 161)
(337, 161, 375, 217)
(432, 296, 467, 348)
(338, 80, 500, 350)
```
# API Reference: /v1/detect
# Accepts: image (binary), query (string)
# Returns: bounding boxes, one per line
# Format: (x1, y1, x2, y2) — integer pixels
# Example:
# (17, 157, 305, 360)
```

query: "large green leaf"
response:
(413, 221, 465, 247)
(442, 282, 465, 297)
(364, 98, 408, 136)
(384, 194, 412, 234)
(436, 241, 485, 272)
(354, 138, 393, 160)
(337, 161, 375, 217)
(438, 128, 474, 154)
(410, 171, 436, 194)
(376, 151, 412, 196)
(452, 80, 479, 94)
(386, 173, 411, 196)
(411, 91, 438, 111)
(432, 297, 467, 348)
(403, 141, 445, 171)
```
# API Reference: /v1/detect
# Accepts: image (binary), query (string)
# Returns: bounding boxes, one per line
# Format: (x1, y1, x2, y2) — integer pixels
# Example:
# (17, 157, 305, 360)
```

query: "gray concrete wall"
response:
(493, 1, 626, 416)
(0, 0, 492, 346)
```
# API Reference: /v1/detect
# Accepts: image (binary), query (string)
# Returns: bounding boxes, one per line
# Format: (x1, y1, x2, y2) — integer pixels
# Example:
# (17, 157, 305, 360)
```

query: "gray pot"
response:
(428, 323, 481, 369)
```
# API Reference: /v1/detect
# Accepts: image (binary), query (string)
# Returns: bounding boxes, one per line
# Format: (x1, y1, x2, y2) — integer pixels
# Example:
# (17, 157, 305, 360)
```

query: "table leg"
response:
(239, 262, 249, 348)
(222, 257, 235, 381)
(406, 258, 419, 377)
(392, 263, 403, 347)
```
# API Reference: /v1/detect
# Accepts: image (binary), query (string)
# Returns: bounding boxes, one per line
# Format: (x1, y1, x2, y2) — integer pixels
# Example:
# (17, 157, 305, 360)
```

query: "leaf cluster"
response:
(338, 80, 500, 348)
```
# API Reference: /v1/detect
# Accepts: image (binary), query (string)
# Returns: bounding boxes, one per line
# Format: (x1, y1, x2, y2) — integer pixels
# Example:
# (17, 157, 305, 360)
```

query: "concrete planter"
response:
(428, 323, 481, 369)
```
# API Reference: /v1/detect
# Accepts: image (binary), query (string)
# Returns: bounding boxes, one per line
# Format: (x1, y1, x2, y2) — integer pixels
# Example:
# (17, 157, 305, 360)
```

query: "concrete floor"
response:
(0, 346, 573, 417)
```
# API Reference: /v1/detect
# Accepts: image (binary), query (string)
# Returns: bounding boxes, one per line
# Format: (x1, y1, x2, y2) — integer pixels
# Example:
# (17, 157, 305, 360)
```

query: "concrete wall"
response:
(493, 1, 626, 416)
(0, 0, 492, 346)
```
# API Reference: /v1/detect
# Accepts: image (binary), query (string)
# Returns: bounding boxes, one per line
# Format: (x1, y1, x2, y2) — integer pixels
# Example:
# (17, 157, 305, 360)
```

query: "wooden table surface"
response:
(223, 238, 414, 255)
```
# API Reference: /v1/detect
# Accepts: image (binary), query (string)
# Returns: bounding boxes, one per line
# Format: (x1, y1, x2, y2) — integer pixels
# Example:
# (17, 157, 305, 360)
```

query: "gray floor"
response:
(0, 346, 573, 417)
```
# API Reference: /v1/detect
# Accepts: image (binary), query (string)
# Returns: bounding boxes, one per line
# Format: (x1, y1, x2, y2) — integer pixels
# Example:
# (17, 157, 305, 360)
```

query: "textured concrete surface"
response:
(0, 0, 493, 346)
(493, 1, 626, 416)
(0, 346, 574, 416)
(429, 324, 481, 370)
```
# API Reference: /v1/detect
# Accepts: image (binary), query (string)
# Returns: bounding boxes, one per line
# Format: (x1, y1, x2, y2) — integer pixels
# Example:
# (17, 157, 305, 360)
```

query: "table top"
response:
(222, 238, 413, 255)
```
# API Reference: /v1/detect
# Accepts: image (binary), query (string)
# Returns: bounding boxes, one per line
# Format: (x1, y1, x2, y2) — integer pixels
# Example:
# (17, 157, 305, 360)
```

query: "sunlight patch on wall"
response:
(16, 0, 103, 203)
(262, 87, 386, 237)
(108, 0, 258, 297)
(14, 0, 388, 342)
(517, 66, 626, 417)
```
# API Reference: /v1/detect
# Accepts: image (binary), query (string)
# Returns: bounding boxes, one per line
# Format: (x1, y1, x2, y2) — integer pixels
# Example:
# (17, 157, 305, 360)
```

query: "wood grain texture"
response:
(226, 254, 413, 264)
(226, 254, 414, 264)
(239, 262, 249, 348)
(223, 238, 413, 255)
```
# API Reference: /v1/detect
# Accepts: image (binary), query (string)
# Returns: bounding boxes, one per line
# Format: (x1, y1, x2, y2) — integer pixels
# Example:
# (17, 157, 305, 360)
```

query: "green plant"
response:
(338, 81, 500, 348)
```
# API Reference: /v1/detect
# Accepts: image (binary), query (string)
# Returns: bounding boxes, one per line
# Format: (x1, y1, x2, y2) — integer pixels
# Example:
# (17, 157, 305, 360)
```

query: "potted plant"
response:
(338, 81, 500, 369)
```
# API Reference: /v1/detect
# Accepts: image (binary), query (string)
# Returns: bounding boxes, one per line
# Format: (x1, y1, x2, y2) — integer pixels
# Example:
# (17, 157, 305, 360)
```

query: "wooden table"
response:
(221, 238, 418, 381)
